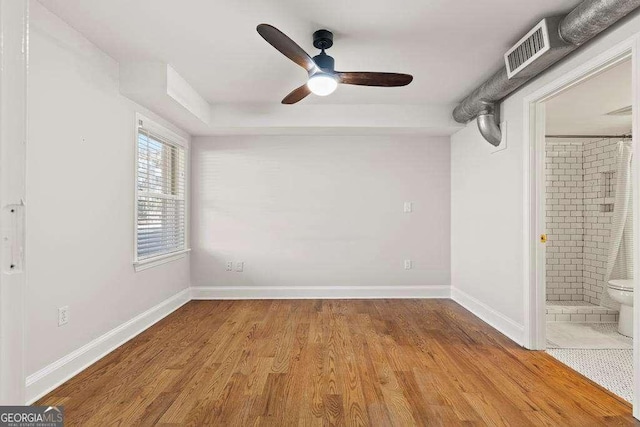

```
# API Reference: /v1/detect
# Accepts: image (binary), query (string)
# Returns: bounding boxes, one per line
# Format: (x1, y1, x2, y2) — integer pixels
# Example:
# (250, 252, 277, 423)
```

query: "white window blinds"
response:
(136, 126, 186, 261)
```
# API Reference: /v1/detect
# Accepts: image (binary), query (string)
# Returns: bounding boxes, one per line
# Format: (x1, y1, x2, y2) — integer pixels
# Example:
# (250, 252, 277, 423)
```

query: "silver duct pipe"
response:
(452, 0, 640, 144)
(560, 0, 640, 46)
(477, 102, 502, 146)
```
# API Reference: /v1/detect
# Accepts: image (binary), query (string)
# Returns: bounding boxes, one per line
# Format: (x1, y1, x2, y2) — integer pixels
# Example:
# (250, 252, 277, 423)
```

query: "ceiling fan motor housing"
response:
(313, 52, 335, 72)
(312, 29, 335, 72)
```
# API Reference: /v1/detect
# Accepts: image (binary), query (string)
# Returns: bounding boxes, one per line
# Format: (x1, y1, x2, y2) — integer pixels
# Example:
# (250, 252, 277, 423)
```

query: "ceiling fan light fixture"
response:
(256, 24, 413, 104)
(307, 73, 337, 96)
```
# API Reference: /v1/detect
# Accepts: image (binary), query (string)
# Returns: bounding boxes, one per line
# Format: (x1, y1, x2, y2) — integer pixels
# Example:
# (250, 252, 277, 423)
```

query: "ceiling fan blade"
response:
(282, 84, 311, 104)
(257, 24, 318, 73)
(336, 72, 413, 87)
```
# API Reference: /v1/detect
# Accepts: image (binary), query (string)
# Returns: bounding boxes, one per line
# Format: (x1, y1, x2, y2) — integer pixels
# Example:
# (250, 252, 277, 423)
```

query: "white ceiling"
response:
(39, 0, 582, 107)
(545, 59, 632, 136)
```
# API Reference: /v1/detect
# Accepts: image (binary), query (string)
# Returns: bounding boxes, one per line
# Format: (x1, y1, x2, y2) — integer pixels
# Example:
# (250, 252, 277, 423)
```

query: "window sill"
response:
(134, 249, 191, 272)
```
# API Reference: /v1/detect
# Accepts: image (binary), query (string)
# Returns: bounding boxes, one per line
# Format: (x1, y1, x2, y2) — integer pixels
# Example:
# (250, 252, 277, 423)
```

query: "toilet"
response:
(608, 279, 634, 337)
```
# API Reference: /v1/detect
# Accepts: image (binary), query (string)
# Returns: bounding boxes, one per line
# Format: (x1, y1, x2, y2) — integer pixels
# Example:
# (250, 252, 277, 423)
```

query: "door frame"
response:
(0, 0, 28, 405)
(523, 35, 639, 417)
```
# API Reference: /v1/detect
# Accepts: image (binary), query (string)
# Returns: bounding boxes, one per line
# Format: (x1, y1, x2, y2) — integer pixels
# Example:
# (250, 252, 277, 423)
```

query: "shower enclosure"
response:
(545, 136, 631, 318)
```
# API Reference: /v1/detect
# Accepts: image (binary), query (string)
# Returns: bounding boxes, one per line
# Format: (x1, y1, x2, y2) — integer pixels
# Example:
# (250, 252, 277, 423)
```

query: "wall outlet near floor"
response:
(226, 261, 233, 271)
(403, 201, 413, 213)
(404, 259, 412, 270)
(235, 262, 244, 272)
(58, 306, 69, 326)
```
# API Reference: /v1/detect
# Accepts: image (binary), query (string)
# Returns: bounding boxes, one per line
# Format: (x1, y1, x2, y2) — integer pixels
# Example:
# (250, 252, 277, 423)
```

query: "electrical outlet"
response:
(404, 260, 412, 270)
(58, 306, 69, 326)
(226, 261, 233, 272)
(403, 202, 413, 213)
(235, 262, 244, 272)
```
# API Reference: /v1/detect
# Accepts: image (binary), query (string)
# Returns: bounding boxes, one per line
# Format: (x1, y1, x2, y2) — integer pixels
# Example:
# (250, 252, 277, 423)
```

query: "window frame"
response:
(133, 113, 190, 271)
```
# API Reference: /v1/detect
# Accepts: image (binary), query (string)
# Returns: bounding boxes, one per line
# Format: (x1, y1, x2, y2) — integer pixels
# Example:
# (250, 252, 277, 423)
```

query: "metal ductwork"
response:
(453, 0, 640, 145)
(477, 102, 502, 146)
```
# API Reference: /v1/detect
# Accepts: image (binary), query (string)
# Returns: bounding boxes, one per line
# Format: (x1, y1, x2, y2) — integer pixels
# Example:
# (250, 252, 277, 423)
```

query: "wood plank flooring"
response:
(37, 300, 638, 426)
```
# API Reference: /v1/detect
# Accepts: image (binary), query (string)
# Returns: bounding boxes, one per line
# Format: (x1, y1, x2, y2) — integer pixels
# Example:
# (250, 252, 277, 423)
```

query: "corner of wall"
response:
(451, 287, 525, 346)
(25, 288, 191, 404)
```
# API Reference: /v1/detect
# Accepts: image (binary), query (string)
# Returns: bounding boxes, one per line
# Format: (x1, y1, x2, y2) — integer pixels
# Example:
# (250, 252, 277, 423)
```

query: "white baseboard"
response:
(191, 285, 451, 300)
(25, 287, 191, 404)
(451, 287, 524, 345)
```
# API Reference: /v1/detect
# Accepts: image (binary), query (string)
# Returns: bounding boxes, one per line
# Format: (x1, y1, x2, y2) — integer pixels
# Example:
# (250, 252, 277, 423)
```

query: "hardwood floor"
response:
(38, 300, 638, 426)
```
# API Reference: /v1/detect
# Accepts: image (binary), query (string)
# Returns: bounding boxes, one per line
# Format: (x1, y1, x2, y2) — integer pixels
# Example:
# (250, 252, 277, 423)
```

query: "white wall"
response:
(191, 135, 450, 296)
(451, 122, 524, 328)
(451, 13, 640, 344)
(26, 2, 190, 379)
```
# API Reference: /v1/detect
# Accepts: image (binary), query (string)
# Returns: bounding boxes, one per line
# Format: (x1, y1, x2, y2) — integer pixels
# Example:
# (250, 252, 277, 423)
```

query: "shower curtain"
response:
(604, 140, 634, 308)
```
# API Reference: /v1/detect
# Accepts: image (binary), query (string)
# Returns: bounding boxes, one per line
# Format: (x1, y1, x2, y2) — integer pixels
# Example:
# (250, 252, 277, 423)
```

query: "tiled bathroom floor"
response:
(546, 348, 633, 402)
(547, 322, 631, 349)
(546, 322, 633, 403)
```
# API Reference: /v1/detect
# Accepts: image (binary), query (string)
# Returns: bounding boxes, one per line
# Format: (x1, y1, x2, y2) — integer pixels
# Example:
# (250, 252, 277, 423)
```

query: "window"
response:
(135, 116, 187, 270)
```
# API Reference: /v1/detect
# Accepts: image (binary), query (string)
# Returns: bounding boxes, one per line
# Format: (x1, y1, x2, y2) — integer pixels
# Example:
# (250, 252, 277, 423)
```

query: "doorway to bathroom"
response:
(543, 56, 633, 402)
(530, 52, 635, 404)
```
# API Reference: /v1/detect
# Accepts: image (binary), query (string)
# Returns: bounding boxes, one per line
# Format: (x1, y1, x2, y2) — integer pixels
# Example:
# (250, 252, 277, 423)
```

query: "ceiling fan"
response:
(256, 24, 413, 104)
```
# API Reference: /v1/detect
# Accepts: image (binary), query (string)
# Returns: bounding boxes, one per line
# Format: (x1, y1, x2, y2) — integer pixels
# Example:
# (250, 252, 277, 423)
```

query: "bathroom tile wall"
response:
(546, 140, 584, 301)
(545, 137, 620, 305)
(545, 304, 618, 322)
(583, 138, 618, 305)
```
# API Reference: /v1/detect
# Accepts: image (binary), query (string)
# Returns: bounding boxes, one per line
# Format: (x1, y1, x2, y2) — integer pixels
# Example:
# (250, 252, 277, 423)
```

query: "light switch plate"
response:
(403, 202, 413, 213)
